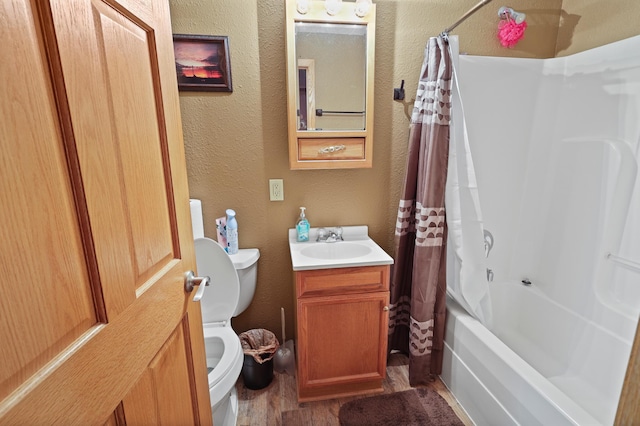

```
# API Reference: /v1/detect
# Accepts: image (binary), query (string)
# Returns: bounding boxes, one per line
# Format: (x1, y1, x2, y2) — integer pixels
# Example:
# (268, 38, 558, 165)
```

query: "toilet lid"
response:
(194, 238, 239, 323)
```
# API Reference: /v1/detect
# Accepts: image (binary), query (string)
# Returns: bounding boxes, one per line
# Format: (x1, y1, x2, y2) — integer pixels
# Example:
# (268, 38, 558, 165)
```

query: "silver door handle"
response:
(185, 271, 210, 302)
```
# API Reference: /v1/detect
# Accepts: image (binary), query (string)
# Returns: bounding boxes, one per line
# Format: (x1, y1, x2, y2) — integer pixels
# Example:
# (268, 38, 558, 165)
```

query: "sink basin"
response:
(289, 226, 394, 271)
(300, 242, 372, 260)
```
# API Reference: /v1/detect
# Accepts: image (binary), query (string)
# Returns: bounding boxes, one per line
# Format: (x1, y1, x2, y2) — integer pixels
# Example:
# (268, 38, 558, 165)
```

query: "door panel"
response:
(0, 0, 212, 424)
(123, 321, 198, 425)
(48, 0, 179, 315)
(122, 369, 159, 425)
(0, 0, 98, 402)
(95, 0, 177, 285)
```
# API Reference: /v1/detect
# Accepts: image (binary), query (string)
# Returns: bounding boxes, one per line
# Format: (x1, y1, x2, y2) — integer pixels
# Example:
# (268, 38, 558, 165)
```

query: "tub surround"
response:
(442, 35, 640, 425)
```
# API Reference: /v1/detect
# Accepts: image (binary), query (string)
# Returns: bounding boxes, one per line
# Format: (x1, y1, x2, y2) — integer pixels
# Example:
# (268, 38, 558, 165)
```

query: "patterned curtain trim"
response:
(409, 317, 434, 356)
(395, 200, 445, 247)
(415, 203, 445, 247)
(388, 295, 411, 333)
(395, 199, 416, 236)
(412, 80, 452, 125)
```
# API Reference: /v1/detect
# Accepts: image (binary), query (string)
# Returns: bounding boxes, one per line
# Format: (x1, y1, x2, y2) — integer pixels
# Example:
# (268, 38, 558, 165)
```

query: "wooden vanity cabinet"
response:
(294, 265, 390, 402)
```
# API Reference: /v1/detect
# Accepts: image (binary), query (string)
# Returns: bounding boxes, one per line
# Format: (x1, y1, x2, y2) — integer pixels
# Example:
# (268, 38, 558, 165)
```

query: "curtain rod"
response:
(441, 0, 494, 35)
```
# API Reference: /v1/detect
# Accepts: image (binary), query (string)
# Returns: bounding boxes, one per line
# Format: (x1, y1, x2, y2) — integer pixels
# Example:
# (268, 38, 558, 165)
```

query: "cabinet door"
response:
(297, 292, 389, 401)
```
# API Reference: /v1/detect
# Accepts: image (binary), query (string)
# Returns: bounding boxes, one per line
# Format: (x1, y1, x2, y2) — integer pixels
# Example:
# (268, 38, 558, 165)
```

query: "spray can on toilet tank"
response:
(226, 209, 238, 254)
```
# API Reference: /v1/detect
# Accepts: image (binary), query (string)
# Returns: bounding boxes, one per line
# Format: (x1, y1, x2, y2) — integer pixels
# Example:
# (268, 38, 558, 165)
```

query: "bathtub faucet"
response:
(484, 229, 494, 281)
(484, 229, 494, 258)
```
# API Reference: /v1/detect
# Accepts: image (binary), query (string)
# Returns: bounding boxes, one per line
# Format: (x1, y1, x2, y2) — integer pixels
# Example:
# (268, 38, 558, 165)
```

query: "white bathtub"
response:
(441, 282, 632, 426)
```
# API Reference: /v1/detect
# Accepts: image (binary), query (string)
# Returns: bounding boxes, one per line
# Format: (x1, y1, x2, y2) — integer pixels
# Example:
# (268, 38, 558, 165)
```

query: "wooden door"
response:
(0, 0, 211, 424)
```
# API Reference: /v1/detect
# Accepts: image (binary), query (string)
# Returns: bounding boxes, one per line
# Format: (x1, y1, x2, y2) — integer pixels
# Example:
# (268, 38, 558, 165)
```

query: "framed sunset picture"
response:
(173, 34, 232, 92)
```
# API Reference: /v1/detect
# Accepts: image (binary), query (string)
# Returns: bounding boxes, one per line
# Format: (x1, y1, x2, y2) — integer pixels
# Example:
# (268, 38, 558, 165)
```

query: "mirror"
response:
(295, 23, 366, 131)
(285, 0, 376, 170)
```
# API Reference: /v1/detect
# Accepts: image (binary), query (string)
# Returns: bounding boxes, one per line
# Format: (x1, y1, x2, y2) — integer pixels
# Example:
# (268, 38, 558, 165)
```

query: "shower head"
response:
(497, 6, 527, 47)
(498, 6, 526, 24)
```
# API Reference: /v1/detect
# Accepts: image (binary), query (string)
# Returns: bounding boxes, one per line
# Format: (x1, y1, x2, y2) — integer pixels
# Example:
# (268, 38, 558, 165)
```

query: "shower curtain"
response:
(388, 35, 492, 385)
(388, 36, 452, 385)
(446, 39, 493, 326)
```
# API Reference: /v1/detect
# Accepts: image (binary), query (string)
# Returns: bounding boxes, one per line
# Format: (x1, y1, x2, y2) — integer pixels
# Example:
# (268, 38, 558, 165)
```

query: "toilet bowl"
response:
(194, 238, 260, 426)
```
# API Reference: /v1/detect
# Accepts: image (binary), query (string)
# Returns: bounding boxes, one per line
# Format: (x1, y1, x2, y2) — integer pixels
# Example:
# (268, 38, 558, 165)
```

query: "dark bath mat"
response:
(338, 388, 464, 426)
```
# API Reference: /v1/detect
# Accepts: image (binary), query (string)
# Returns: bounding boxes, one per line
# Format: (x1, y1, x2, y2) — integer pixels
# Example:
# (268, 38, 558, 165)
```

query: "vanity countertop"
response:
(288, 225, 394, 271)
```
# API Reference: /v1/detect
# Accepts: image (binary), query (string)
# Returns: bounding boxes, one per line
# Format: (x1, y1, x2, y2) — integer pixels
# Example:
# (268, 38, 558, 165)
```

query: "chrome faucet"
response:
(486, 268, 494, 282)
(316, 227, 343, 243)
(484, 229, 494, 282)
(484, 229, 494, 258)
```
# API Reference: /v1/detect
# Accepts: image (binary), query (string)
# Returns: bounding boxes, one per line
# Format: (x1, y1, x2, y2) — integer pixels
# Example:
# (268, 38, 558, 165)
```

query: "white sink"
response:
(300, 241, 372, 260)
(289, 226, 393, 271)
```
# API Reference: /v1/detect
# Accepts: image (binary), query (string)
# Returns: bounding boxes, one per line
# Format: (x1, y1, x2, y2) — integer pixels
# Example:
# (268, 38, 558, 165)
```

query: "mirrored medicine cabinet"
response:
(285, 0, 376, 169)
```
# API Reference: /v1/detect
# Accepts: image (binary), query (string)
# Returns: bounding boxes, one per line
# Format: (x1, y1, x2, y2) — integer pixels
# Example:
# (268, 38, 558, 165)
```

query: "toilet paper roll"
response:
(189, 199, 205, 239)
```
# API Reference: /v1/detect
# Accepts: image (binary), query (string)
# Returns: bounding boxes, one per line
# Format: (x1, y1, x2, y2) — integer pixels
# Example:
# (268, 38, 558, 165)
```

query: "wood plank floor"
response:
(236, 352, 473, 425)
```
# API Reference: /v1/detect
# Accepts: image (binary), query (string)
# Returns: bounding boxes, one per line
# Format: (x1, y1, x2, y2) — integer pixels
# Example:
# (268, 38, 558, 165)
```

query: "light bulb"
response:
(355, 0, 372, 17)
(514, 12, 526, 24)
(296, 0, 310, 14)
(325, 0, 342, 16)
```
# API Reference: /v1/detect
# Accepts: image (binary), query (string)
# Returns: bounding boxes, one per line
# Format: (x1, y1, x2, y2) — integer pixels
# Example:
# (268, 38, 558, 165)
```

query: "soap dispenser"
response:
(296, 207, 310, 242)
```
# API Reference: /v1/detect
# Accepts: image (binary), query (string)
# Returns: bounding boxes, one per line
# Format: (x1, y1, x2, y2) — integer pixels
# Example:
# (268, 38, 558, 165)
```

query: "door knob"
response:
(383, 306, 390, 312)
(185, 271, 210, 302)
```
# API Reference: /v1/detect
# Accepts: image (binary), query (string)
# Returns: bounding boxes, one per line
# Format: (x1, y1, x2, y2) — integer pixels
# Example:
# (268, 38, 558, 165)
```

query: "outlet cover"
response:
(269, 179, 284, 201)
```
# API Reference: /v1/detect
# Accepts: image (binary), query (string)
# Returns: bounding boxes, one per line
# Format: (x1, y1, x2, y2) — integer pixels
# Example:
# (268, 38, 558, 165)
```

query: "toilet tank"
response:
(229, 248, 260, 317)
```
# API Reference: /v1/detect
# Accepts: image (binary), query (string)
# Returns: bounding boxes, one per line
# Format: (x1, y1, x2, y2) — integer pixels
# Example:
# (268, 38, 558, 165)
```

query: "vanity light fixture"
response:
(354, 0, 373, 17)
(324, 0, 343, 16)
(296, 0, 310, 14)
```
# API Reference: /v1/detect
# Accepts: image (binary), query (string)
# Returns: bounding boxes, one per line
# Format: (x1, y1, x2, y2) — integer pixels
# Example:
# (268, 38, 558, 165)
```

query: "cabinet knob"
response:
(383, 306, 389, 312)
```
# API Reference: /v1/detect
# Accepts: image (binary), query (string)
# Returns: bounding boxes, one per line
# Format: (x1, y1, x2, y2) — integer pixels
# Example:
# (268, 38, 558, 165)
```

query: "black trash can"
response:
(239, 329, 279, 390)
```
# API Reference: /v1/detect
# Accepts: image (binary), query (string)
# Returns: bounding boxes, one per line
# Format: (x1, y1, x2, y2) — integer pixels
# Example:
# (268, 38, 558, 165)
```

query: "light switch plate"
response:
(269, 179, 284, 201)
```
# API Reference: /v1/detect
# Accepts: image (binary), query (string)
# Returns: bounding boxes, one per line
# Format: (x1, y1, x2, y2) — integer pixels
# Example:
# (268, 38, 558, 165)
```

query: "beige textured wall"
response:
(168, 0, 574, 339)
(555, 0, 640, 56)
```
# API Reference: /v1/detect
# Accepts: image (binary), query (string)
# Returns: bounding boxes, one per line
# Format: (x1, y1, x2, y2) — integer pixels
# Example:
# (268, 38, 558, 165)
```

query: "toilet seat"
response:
(194, 237, 244, 413)
(194, 238, 239, 324)
(203, 323, 243, 390)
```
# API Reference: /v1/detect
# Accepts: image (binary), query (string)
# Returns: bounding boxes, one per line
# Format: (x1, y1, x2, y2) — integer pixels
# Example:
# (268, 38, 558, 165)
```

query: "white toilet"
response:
(190, 201, 259, 426)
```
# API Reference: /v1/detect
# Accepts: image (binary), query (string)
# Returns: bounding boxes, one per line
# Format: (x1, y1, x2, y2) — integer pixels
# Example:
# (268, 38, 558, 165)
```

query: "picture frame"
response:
(173, 34, 232, 92)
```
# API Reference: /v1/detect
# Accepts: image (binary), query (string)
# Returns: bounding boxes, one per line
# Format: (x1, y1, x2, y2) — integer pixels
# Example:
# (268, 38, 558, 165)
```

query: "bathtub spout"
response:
(484, 229, 494, 258)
